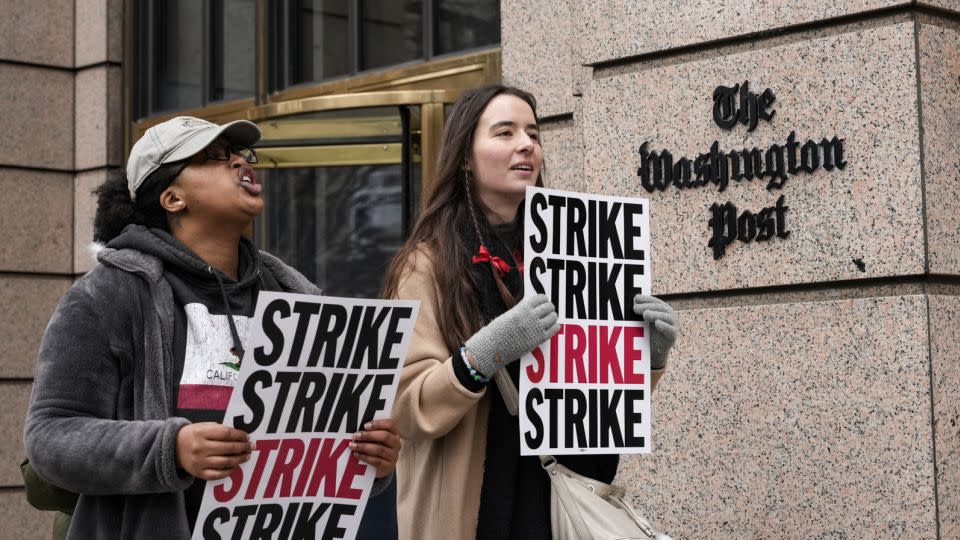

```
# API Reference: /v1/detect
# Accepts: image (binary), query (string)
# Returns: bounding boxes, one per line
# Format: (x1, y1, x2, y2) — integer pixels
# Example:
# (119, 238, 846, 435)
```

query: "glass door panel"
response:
(252, 105, 420, 297)
(255, 164, 405, 297)
(251, 102, 426, 539)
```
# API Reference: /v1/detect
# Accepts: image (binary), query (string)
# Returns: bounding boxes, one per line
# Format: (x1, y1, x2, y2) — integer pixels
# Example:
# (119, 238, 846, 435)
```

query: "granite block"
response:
(502, 0, 576, 117)
(617, 295, 935, 538)
(0, 383, 34, 487)
(577, 0, 907, 65)
(75, 65, 123, 170)
(919, 23, 960, 276)
(0, 491, 55, 539)
(0, 0, 74, 67)
(582, 22, 925, 294)
(76, 0, 124, 67)
(930, 294, 960, 538)
(0, 65, 74, 170)
(0, 169, 73, 273)
(542, 119, 587, 193)
(106, 0, 123, 63)
(922, 0, 960, 12)
(0, 276, 71, 378)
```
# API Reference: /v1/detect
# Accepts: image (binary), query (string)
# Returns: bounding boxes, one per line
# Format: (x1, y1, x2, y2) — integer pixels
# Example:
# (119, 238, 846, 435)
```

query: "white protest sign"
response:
(519, 186, 652, 455)
(193, 292, 419, 540)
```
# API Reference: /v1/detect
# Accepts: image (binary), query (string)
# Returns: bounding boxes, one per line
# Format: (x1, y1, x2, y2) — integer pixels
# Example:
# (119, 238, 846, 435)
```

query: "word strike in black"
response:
(527, 192, 645, 320)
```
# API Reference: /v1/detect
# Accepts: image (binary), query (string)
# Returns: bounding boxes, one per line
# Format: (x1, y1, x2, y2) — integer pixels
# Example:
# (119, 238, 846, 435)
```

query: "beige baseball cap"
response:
(126, 116, 261, 200)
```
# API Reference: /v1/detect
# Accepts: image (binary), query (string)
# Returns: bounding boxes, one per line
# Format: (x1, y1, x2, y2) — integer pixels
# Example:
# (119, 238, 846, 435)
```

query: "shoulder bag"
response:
(540, 455, 673, 540)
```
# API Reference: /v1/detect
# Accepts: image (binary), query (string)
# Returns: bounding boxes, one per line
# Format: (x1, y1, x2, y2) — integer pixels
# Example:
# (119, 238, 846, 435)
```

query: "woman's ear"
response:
(159, 187, 185, 213)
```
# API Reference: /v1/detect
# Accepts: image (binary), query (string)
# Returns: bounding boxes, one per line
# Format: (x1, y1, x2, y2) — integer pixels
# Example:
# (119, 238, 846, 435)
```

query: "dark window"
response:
(134, 0, 256, 118)
(135, 1, 501, 116)
(152, 0, 204, 112)
(360, 0, 423, 70)
(435, 0, 499, 55)
(253, 105, 419, 297)
(211, 0, 258, 102)
(272, 0, 351, 89)
(269, 0, 500, 91)
(257, 165, 407, 297)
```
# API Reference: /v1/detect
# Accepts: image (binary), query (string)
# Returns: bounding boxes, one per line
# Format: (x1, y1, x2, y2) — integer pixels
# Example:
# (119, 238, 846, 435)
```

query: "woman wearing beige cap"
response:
(23, 116, 400, 539)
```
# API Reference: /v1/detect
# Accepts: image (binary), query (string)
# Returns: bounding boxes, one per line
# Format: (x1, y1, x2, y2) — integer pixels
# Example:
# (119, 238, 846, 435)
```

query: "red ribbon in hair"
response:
(472, 244, 511, 277)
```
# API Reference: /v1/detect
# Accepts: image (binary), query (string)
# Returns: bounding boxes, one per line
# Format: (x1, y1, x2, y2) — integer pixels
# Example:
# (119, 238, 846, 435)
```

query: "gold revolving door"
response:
(248, 90, 455, 297)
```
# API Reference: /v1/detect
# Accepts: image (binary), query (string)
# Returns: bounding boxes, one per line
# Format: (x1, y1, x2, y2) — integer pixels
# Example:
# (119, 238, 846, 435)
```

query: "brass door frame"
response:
(246, 90, 456, 204)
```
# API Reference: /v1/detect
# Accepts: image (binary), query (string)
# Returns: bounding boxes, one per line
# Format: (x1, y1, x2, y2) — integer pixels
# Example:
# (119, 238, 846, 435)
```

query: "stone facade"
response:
(505, 2, 960, 537)
(0, 0, 122, 537)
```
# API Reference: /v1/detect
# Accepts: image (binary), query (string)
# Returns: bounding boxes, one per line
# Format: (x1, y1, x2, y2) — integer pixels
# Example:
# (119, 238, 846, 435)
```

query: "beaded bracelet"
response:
(459, 346, 491, 384)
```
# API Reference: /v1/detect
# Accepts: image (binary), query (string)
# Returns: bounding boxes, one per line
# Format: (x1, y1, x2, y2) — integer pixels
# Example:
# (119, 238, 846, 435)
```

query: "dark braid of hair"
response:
(463, 170, 517, 310)
(92, 161, 188, 243)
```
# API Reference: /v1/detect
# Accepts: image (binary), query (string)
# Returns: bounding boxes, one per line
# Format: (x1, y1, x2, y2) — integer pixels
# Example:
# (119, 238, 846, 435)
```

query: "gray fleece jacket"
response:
(24, 228, 389, 539)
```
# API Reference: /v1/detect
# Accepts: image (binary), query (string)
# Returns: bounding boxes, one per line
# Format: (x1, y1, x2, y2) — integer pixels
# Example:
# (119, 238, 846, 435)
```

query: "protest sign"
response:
(193, 292, 419, 540)
(519, 186, 652, 455)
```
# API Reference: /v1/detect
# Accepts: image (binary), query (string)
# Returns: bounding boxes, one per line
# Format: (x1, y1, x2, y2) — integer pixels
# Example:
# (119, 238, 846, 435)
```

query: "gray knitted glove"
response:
(465, 293, 561, 377)
(633, 294, 679, 370)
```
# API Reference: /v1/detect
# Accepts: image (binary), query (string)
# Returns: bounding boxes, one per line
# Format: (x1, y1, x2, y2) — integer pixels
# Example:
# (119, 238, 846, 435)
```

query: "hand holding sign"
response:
(464, 293, 560, 377)
(632, 294, 679, 370)
(176, 423, 253, 481)
(192, 293, 419, 540)
(350, 419, 401, 478)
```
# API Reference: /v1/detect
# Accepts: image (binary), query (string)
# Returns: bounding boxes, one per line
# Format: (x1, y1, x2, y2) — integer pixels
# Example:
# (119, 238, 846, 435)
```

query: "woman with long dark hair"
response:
(382, 85, 679, 539)
(24, 116, 400, 538)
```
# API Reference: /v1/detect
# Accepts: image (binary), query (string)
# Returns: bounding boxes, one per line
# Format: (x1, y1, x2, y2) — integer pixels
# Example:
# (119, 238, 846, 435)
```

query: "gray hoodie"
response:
(24, 225, 388, 539)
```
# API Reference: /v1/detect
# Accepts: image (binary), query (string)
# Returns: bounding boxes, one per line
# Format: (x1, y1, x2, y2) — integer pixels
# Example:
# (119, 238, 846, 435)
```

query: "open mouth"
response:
(239, 166, 262, 195)
(510, 163, 534, 172)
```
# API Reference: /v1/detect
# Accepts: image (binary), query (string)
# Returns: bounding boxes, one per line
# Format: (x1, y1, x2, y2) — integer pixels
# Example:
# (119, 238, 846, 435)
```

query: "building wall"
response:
(0, 0, 122, 536)
(503, 1, 960, 537)
(4, 1, 958, 537)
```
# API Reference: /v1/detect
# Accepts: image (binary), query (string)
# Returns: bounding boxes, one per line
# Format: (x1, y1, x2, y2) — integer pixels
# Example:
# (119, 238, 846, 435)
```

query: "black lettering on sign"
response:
(308, 304, 347, 367)
(524, 387, 544, 449)
(530, 388, 651, 450)
(287, 302, 321, 367)
(351, 306, 390, 369)
(255, 299, 290, 366)
(533, 259, 644, 321)
(381, 307, 413, 370)
(232, 370, 271, 432)
(529, 191, 549, 254)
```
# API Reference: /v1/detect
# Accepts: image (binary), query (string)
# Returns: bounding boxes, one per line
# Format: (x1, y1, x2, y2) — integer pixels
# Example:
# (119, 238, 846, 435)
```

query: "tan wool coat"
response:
(391, 246, 665, 540)
(392, 246, 489, 540)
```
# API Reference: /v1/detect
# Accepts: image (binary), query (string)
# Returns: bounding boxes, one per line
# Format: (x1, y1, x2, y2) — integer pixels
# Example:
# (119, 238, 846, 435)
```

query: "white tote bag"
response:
(541, 456, 673, 540)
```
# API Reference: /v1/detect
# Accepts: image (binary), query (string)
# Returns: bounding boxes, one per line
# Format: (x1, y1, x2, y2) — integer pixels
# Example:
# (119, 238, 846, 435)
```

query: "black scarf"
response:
(465, 215, 619, 540)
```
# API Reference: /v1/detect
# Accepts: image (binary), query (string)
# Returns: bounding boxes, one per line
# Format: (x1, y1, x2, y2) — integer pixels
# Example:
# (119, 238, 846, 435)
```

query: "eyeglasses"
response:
(202, 143, 258, 164)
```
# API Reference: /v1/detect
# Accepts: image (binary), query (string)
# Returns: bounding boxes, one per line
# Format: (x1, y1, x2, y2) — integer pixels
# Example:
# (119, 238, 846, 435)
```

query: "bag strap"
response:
(540, 455, 594, 539)
(493, 369, 519, 415)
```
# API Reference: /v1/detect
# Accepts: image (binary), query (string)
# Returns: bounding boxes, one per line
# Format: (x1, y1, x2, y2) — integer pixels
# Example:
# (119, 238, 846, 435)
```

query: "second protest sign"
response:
(520, 186, 652, 455)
